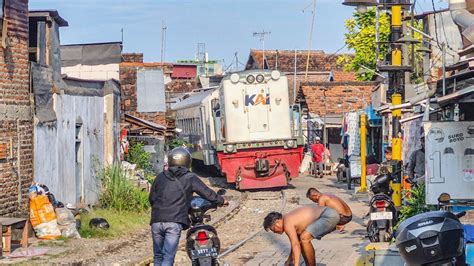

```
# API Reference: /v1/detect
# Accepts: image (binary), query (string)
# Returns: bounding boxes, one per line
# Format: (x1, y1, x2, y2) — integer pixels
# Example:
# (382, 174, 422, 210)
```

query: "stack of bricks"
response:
(0, 0, 34, 217)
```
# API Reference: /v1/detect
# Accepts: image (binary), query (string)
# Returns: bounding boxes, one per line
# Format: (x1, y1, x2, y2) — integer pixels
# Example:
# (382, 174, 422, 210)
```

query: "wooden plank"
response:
(0, 217, 26, 226)
(0, 143, 7, 160)
(37, 21, 46, 65)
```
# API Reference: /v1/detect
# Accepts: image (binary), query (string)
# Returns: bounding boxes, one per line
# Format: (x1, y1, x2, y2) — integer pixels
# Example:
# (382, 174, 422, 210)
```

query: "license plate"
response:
(370, 212, 393, 221)
(191, 248, 217, 258)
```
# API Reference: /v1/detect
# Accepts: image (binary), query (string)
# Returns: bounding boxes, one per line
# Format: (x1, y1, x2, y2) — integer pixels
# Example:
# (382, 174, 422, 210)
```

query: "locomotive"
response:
(173, 70, 303, 189)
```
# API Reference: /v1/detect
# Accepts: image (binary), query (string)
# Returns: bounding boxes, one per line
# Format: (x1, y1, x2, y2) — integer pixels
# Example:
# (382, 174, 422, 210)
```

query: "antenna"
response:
(161, 21, 167, 62)
(304, 0, 317, 81)
(253, 30, 271, 69)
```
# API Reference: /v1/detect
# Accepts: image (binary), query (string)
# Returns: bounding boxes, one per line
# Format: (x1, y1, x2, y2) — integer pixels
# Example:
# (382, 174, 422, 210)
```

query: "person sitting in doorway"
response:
(306, 188, 352, 232)
(263, 205, 340, 266)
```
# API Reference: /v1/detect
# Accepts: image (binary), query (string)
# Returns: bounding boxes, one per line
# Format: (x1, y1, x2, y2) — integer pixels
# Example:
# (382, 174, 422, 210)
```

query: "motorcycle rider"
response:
(149, 147, 228, 266)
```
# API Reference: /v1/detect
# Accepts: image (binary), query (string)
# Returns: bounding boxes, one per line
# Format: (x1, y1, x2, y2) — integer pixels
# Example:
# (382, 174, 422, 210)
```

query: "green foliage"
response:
(125, 142, 151, 170)
(98, 164, 150, 212)
(395, 184, 434, 230)
(168, 138, 191, 150)
(79, 209, 148, 238)
(339, 8, 424, 82)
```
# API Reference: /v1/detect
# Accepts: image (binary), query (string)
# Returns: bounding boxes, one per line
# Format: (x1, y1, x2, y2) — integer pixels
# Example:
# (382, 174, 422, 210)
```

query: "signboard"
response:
(425, 121, 474, 205)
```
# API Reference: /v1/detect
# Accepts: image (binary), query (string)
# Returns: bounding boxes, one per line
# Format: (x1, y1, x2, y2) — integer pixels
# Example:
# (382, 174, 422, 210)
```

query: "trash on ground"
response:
(6, 247, 49, 258)
(89, 218, 110, 230)
(29, 184, 61, 240)
(55, 208, 81, 239)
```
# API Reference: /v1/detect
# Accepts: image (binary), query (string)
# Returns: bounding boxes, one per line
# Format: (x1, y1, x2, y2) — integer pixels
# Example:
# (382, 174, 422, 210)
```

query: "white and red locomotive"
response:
(174, 70, 303, 189)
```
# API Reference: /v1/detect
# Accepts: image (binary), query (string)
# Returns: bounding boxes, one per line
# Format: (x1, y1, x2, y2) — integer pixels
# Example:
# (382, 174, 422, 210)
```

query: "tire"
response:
(347, 174, 352, 190)
(378, 229, 387, 242)
(337, 169, 343, 182)
(198, 257, 213, 266)
(367, 220, 379, 242)
(455, 248, 467, 266)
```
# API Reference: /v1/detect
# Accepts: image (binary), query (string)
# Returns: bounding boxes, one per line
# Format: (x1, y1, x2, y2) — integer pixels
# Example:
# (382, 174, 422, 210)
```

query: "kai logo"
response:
(245, 93, 270, 106)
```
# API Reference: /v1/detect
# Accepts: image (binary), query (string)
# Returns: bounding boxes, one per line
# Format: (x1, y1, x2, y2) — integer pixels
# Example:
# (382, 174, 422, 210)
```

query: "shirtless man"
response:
(306, 188, 352, 230)
(263, 205, 340, 266)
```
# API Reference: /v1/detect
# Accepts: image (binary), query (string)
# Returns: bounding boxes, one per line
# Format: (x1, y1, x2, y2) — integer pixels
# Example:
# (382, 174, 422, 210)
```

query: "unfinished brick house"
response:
(0, 0, 33, 216)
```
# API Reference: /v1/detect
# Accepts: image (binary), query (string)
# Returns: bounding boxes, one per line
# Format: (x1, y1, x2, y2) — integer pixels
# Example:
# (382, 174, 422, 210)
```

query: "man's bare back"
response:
(317, 194, 352, 217)
(283, 205, 326, 235)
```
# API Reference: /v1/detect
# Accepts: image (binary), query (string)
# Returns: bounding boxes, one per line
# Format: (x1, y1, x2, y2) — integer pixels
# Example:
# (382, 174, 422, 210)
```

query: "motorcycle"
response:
(366, 173, 398, 242)
(396, 210, 467, 266)
(186, 189, 226, 266)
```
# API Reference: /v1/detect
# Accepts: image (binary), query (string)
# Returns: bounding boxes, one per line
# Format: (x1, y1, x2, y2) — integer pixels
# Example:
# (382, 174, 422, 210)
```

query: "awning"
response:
(437, 86, 474, 104)
(124, 114, 166, 136)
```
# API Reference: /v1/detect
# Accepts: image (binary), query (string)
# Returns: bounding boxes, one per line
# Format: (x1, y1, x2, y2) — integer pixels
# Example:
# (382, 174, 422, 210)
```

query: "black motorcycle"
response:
(186, 190, 225, 266)
(367, 174, 398, 242)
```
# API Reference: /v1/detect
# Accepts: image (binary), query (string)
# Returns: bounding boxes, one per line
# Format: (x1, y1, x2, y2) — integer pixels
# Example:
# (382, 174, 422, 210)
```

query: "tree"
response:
(337, 8, 390, 81)
(338, 8, 423, 82)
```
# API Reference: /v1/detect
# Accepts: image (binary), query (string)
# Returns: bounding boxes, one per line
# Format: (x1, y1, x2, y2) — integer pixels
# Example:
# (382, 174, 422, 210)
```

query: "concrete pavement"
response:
(221, 174, 371, 266)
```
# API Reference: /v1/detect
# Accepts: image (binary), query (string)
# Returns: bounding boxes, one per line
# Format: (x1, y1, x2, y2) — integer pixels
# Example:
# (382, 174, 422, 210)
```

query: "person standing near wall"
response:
(311, 137, 325, 178)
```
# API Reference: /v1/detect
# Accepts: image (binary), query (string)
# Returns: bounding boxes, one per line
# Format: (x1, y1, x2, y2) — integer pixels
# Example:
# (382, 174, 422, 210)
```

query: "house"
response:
(60, 42, 123, 165)
(0, 0, 33, 217)
(60, 42, 122, 81)
(29, 10, 121, 205)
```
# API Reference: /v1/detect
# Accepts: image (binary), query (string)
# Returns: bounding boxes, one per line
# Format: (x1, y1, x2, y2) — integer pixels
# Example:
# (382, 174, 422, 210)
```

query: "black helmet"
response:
(168, 147, 192, 168)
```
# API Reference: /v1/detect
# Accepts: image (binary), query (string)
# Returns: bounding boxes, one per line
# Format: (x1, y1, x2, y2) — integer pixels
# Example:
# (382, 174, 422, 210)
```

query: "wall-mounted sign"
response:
(425, 121, 474, 205)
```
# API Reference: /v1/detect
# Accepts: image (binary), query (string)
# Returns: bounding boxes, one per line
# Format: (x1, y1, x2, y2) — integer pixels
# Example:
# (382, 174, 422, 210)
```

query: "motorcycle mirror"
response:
(217, 189, 226, 196)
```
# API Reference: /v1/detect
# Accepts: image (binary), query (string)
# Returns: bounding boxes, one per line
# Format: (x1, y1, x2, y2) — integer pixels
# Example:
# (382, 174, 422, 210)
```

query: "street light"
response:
(342, 0, 377, 13)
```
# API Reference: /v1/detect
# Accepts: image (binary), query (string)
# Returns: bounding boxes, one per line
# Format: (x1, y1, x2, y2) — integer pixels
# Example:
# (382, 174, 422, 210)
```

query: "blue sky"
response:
(30, 0, 447, 70)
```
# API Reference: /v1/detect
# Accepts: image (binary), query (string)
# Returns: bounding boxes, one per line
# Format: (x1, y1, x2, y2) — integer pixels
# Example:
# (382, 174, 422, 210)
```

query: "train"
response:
(173, 70, 304, 189)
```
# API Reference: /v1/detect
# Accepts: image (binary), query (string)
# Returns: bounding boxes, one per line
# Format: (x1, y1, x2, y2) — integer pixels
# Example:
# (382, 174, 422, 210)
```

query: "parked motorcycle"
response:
(396, 210, 467, 266)
(366, 173, 398, 242)
(186, 189, 225, 266)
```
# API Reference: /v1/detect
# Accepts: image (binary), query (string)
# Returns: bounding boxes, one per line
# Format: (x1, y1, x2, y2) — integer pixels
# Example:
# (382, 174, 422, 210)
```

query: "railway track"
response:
(217, 190, 286, 261)
(138, 187, 287, 265)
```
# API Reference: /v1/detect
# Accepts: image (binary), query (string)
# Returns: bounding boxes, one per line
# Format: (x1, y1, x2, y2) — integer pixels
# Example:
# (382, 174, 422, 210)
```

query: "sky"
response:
(29, 0, 448, 70)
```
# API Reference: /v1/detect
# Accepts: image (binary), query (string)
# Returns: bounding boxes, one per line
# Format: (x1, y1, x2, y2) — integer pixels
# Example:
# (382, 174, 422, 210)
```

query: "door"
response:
(245, 87, 270, 133)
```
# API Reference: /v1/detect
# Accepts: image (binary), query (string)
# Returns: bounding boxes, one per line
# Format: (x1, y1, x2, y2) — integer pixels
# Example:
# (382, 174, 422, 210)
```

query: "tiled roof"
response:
(246, 49, 353, 73)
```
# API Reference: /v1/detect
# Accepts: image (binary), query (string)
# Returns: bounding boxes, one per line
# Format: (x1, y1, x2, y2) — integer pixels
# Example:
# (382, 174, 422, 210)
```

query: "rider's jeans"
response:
(151, 222, 182, 266)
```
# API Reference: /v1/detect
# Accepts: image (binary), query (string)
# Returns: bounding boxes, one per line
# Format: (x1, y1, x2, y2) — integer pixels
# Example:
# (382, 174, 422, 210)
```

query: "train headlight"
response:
(286, 139, 295, 148)
(271, 70, 280, 80)
(246, 75, 255, 84)
(225, 144, 235, 153)
(230, 73, 240, 83)
(256, 74, 265, 83)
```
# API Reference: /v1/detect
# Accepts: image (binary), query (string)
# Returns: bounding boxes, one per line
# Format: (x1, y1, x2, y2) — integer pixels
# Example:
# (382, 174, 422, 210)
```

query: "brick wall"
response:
(119, 62, 166, 126)
(0, 0, 34, 217)
(300, 82, 376, 115)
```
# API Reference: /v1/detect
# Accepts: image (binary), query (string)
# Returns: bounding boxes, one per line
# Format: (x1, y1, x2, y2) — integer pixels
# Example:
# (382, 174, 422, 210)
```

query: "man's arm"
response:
(284, 221, 302, 265)
(191, 175, 225, 206)
(148, 175, 159, 206)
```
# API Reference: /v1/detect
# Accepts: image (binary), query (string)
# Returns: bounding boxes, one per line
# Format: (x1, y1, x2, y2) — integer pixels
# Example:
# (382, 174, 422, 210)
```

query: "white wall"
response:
(62, 64, 119, 81)
(35, 94, 105, 205)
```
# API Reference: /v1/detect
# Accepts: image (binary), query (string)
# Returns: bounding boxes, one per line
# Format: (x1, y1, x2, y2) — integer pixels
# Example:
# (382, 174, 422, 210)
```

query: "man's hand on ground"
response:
(222, 199, 229, 206)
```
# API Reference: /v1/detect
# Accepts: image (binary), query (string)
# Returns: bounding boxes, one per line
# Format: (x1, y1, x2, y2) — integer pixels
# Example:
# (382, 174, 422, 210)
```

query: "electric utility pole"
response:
(161, 20, 167, 63)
